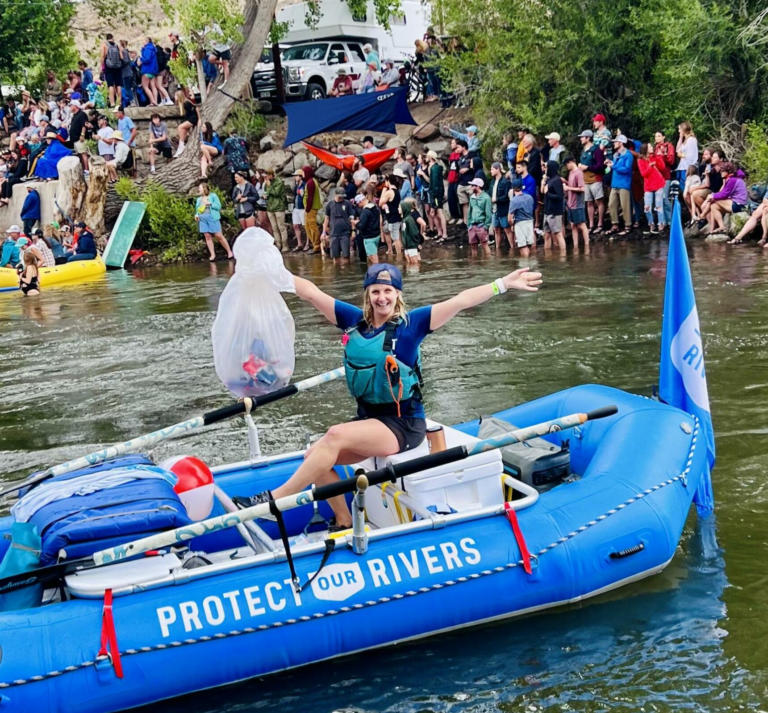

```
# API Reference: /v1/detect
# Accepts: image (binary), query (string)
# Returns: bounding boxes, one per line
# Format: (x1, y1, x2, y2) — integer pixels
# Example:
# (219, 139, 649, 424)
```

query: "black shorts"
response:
(105, 67, 123, 87)
(213, 48, 231, 61)
(362, 416, 427, 453)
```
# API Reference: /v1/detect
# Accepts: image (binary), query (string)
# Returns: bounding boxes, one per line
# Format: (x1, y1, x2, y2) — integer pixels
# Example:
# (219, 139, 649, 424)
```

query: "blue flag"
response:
(659, 200, 715, 516)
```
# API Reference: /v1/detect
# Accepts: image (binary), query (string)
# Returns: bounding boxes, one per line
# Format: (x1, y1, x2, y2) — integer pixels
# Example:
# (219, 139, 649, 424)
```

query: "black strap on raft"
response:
(299, 538, 336, 593)
(270, 499, 300, 591)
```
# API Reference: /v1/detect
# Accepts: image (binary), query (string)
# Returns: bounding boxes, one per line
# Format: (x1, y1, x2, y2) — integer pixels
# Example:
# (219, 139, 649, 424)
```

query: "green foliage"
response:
(223, 103, 267, 143)
(269, 19, 291, 45)
(159, 0, 244, 58)
(304, 0, 401, 31)
(169, 57, 197, 91)
(437, 0, 768, 148)
(0, 0, 77, 89)
(115, 180, 231, 262)
(742, 123, 768, 183)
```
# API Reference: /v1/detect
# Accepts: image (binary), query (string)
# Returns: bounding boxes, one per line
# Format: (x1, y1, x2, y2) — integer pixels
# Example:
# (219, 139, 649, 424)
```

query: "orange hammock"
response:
(302, 142, 396, 174)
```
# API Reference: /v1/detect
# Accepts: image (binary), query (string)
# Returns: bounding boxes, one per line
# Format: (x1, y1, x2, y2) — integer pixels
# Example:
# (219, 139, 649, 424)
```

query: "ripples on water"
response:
(1, 241, 767, 711)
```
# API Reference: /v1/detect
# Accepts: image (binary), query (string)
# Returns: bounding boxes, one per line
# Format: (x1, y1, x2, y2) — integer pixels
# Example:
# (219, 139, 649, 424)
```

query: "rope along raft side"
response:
(0, 418, 698, 690)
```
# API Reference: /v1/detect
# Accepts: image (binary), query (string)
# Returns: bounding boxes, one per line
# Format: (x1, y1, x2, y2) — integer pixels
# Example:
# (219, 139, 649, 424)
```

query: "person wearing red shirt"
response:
(446, 138, 462, 223)
(653, 131, 676, 225)
(330, 68, 354, 97)
(638, 143, 667, 234)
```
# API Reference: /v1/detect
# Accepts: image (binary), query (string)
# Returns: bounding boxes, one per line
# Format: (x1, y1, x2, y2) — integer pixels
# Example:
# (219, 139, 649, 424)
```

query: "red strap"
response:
(504, 502, 533, 575)
(98, 589, 124, 679)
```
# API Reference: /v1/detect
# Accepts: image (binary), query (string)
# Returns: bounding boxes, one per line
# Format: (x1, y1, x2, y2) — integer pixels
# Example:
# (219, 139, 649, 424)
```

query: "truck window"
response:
(348, 44, 365, 63)
(282, 43, 329, 62)
(329, 43, 348, 64)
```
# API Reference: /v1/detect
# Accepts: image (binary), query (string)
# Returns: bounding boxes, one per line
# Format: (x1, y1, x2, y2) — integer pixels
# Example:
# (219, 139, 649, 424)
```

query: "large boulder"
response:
(259, 132, 277, 151)
(282, 151, 312, 176)
(344, 143, 364, 155)
(386, 135, 407, 149)
(425, 140, 450, 157)
(256, 149, 292, 172)
(413, 123, 440, 141)
(373, 135, 387, 148)
(316, 163, 339, 182)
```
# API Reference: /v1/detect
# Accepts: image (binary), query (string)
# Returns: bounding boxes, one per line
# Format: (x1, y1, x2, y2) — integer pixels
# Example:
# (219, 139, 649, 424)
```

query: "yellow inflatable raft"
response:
(0, 256, 106, 292)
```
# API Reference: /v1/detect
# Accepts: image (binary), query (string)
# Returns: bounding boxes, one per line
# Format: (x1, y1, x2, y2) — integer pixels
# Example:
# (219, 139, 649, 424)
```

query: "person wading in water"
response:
(234, 263, 543, 529)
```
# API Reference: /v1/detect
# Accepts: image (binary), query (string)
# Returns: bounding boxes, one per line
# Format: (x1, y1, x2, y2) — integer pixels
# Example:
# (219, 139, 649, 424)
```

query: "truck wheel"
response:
(306, 83, 326, 101)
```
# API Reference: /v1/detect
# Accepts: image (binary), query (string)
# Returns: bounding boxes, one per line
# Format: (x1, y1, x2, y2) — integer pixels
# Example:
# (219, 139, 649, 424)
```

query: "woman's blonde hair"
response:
(679, 121, 694, 137)
(363, 273, 407, 325)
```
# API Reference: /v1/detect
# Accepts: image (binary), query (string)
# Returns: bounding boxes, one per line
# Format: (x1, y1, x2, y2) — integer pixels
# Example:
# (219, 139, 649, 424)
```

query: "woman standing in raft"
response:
(234, 264, 543, 529)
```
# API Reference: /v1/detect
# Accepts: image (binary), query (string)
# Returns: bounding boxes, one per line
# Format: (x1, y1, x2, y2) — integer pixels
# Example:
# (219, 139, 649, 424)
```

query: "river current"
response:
(1, 240, 767, 712)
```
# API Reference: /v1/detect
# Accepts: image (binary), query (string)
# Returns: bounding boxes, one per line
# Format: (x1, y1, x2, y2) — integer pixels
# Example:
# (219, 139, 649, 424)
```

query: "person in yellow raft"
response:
(234, 263, 543, 530)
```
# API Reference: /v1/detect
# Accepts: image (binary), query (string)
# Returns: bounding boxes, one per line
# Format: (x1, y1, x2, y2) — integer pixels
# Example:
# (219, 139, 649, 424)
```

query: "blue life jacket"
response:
(343, 319, 422, 408)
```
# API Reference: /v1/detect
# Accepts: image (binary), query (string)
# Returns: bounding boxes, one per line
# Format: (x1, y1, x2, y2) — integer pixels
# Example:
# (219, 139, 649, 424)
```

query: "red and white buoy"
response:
(159, 455, 215, 521)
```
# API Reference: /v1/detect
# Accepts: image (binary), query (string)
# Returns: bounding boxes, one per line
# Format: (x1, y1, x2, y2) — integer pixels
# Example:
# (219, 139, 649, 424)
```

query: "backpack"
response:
(105, 41, 122, 69)
(156, 44, 168, 72)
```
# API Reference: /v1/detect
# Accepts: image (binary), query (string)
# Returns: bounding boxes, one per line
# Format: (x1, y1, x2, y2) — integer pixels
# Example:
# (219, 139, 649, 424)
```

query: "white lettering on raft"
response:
(156, 539, 482, 638)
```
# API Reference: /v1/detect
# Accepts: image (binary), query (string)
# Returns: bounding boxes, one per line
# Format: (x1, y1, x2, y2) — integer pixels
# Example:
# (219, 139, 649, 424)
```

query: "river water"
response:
(1, 241, 767, 712)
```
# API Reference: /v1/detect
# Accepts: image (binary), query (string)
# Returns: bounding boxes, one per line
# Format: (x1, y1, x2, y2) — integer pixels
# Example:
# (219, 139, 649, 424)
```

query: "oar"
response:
(0, 367, 346, 499)
(0, 406, 617, 593)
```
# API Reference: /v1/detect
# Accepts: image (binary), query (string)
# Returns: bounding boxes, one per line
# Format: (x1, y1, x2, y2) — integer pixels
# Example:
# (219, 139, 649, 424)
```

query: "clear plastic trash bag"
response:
(211, 227, 296, 397)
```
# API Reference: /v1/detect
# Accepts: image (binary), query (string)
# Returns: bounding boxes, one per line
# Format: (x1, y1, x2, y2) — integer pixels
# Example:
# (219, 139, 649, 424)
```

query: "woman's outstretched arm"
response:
(430, 267, 542, 331)
(294, 275, 338, 325)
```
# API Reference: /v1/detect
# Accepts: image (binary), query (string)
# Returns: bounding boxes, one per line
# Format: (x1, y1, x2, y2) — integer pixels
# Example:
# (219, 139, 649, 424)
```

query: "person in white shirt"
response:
(378, 59, 400, 88)
(675, 121, 699, 188)
(96, 115, 115, 162)
(352, 158, 370, 188)
(107, 130, 131, 182)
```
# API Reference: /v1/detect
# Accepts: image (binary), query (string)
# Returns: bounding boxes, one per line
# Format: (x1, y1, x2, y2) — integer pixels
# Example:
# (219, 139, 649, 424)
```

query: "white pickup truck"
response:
(252, 40, 369, 102)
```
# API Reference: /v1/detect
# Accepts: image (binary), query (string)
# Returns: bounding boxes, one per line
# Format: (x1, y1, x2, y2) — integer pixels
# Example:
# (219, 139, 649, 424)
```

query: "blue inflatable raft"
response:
(0, 384, 709, 713)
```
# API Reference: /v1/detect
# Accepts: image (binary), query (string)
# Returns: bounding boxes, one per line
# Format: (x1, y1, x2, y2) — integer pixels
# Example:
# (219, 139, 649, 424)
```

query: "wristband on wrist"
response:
(495, 277, 508, 295)
(491, 281, 500, 296)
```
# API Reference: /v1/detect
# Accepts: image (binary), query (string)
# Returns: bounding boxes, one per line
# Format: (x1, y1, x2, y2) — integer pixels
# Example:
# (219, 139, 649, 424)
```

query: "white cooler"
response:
(361, 421, 504, 528)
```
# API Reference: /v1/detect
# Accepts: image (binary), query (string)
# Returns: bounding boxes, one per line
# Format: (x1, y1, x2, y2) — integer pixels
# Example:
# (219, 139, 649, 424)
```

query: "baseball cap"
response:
(32, 229, 43, 237)
(354, 193, 366, 204)
(70, 92, 81, 101)
(491, 161, 502, 171)
(545, 132, 560, 141)
(466, 125, 478, 134)
(334, 186, 346, 196)
(511, 178, 523, 190)
(592, 113, 606, 123)
(614, 134, 628, 144)
(364, 263, 403, 291)
(469, 177, 484, 188)
(75, 221, 86, 228)
(16, 237, 29, 247)
(579, 129, 594, 138)
(6, 225, 21, 234)
(293, 168, 304, 176)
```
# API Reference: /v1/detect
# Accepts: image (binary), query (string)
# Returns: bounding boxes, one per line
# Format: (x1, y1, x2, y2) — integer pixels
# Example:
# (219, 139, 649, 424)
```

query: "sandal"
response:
(605, 227, 619, 235)
(618, 230, 630, 237)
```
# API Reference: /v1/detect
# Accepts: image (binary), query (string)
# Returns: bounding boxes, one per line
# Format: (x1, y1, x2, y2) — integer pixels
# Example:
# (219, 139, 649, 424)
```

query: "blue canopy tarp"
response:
(283, 87, 416, 147)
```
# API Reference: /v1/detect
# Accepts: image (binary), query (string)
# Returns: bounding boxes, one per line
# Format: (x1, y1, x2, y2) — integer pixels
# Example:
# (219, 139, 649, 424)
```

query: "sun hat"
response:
(337, 67, 347, 75)
(6, 225, 21, 234)
(45, 131, 59, 139)
(579, 129, 594, 138)
(111, 130, 124, 141)
(545, 132, 560, 141)
(364, 263, 403, 291)
(469, 177, 485, 188)
(393, 168, 407, 179)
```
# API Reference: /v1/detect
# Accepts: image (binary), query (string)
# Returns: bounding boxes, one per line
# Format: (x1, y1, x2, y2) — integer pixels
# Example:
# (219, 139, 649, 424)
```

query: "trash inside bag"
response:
(212, 228, 296, 397)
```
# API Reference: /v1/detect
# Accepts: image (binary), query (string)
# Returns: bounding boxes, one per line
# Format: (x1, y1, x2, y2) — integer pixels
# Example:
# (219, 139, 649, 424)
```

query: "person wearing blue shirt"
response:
(606, 134, 634, 236)
(200, 121, 223, 179)
(115, 106, 137, 148)
(233, 262, 544, 530)
(79, 61, 94, 88)
(447, 124, 481, 156)
(515, 160, 538, 202)
(20, 187, 41, 236)
(1, 227, 22, 267)
(67, 222, 97, 262)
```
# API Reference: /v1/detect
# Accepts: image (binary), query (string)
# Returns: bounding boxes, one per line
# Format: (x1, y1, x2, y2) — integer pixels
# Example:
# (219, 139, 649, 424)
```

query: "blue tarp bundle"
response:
(283, 87, 416, 147)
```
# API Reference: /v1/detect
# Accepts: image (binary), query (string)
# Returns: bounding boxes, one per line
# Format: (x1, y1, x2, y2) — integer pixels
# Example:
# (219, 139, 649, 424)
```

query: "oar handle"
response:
(585, 405, 619, 421)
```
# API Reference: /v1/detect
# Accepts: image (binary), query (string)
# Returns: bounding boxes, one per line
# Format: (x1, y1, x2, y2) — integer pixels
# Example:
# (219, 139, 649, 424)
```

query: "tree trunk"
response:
(195, 55, 209, 104)
(81, 157, 110, 235)
(148, 0, 279, 197)
(54, 156, 87, 227)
